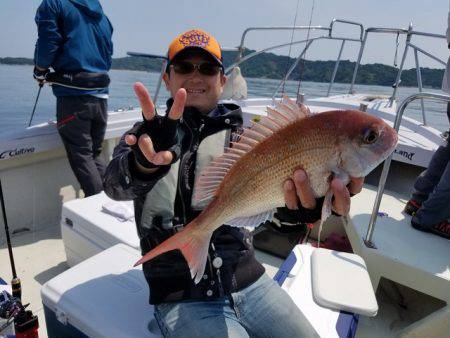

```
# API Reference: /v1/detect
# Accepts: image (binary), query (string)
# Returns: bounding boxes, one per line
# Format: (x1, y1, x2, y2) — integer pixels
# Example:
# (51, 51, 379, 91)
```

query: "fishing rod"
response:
(0, 179, 40, 337)
(27, 71, 110, 127)
(28, 83, 43, 127)
(0, 179, 21, 300)
(281, 0, 301, 96)
(296, 0, 316, 101)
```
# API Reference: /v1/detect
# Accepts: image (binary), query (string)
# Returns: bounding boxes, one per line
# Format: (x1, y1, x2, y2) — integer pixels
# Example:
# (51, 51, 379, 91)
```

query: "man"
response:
(104, 29, 363, 337)
(34, 0, 113, 197)
(404, 10, 450, 239)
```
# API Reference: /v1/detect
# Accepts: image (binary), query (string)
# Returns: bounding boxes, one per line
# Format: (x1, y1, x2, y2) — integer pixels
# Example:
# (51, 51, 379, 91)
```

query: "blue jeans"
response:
(412, 137, 450, 226)
(154, 273, 318, 338)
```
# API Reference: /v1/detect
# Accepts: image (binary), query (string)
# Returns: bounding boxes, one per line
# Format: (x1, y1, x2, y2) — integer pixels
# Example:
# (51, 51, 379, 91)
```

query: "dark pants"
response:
(412, 140, 450, 225)
(411, 103, 450, 226)
(56, 96, 108, 197)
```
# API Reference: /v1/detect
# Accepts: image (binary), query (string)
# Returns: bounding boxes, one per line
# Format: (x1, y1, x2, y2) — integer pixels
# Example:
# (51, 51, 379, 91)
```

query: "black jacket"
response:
(103, 101, 265, 304)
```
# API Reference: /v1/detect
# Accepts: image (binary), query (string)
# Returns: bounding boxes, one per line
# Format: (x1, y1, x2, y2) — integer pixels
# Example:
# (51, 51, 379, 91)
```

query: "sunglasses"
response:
(171, 61, 222, 76)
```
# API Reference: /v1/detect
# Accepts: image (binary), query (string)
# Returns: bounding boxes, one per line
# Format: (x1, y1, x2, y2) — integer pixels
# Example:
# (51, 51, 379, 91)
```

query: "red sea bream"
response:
(134, 97, 398, 283)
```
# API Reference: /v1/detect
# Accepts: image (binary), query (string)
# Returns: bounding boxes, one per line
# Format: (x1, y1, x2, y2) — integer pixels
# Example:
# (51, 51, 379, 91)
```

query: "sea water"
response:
(0, 64, 448, 135)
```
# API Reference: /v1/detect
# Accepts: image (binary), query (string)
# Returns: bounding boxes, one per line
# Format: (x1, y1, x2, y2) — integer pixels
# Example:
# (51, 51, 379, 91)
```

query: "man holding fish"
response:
(104, 29, 396, 337)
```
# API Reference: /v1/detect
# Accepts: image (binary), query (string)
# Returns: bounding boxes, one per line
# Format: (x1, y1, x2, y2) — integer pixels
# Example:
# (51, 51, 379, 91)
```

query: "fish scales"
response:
(216, 114, 340, 219)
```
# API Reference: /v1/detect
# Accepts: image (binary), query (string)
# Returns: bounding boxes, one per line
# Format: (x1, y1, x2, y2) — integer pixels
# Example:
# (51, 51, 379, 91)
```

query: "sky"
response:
(0, 0, 449, 68)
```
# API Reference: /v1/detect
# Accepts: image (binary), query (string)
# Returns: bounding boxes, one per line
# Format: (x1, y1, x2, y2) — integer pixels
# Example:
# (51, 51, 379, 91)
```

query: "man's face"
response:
(163, 51, 227, 114)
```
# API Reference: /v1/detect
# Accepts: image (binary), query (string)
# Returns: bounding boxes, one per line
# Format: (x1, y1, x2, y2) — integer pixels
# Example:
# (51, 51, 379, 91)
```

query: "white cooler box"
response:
(61, 192, 140, 266)
(273, 245, 376, 338)
(41, 244, 162, 338)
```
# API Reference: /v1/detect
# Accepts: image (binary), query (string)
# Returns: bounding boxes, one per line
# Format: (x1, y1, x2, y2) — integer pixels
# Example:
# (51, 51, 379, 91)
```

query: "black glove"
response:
(33, 66, 49, 83)
(127, 114, 181, 169)
(273, 196, 325, 229)
(273, 196, 344, 230)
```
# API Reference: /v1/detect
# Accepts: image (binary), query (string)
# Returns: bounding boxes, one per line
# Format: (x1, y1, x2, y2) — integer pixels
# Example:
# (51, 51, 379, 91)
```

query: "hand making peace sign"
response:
(126, 82, 187, 172)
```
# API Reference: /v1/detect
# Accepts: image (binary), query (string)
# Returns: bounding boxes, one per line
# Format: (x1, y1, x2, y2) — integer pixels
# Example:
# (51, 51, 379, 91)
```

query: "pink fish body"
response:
(135, 98, 398, 283)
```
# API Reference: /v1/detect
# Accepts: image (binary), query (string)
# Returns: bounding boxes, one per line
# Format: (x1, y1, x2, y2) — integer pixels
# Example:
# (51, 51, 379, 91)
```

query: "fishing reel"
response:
(0, 290, 39, 338)
(0, 290, 22, 333)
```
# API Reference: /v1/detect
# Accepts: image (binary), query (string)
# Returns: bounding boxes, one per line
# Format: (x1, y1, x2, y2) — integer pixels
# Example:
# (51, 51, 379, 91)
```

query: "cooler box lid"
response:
(274, 244, 359, 338)
(62, 192, 140, 250)
(41, 244, 162, 338)
(311, 248, 378, 317)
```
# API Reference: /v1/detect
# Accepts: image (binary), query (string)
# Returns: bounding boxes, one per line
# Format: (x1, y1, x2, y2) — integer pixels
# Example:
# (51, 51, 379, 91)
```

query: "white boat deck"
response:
(346, 185, 450, 302)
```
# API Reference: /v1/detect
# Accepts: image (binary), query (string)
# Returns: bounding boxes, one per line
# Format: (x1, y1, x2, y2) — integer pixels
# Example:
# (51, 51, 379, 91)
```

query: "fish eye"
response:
(363, 129, 378, 144)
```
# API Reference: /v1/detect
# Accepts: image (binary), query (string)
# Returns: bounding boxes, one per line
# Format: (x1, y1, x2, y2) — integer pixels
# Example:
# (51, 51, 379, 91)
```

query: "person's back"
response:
(34, 0, 113, 96)
(34, 0, 113, 197)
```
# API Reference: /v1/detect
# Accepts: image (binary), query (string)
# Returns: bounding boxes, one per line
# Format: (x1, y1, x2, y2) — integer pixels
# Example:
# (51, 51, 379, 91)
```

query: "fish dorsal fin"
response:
(192, 97, 310, 207)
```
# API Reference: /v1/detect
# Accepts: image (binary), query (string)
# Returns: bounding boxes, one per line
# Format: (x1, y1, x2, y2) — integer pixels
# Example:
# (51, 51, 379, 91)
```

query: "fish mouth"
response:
(380, 126, 399, 158)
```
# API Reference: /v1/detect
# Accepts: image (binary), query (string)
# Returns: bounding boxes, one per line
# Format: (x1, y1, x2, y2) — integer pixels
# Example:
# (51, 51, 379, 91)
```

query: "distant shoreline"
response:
(1, 52, 445, 89)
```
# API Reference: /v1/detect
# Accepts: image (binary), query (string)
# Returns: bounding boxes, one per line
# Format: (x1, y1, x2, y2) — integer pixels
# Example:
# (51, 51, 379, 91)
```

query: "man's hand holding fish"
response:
(283, 168, 364, 218)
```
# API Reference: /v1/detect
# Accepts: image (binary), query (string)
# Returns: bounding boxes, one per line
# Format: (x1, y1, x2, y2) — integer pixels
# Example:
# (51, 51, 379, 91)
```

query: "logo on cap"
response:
(179, 30, 210, 48)
(168, 29, 222, 66)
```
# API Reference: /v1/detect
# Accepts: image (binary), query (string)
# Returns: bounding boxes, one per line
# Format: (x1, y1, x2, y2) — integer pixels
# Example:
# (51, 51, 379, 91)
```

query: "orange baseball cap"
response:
(167, 29, 222, 67)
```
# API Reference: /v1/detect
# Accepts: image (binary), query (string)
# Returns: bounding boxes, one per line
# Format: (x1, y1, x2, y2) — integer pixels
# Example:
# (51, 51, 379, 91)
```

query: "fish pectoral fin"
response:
(225, 210, 275, 229)
(133, 226, 212, 284)
(331, 167, 350, 186)
(318, 189, 334, 244)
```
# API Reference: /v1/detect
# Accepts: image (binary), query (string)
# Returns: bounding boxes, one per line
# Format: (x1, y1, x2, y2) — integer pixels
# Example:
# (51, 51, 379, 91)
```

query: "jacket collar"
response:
(165, 98, 243, 129)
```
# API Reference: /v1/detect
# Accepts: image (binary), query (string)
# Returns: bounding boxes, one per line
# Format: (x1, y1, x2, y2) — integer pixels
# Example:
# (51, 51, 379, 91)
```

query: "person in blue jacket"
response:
(33, 0, 113, 197)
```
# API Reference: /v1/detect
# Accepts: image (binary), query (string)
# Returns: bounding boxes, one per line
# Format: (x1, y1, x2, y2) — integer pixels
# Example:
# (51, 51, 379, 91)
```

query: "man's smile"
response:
(185, 88, 206, 94)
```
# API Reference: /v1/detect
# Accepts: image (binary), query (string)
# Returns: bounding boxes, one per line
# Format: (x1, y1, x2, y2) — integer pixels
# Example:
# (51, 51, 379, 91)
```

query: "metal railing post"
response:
(153, 59, 167, 105)
(126, 52, 168, 105)
(364, 92, 450, 248)
(271, 40, 314, 99)
(349, 31, 368, 94)
(389, 23, 413, 106)
(414, 49, 426, 125)
(327, 40, 346, 96)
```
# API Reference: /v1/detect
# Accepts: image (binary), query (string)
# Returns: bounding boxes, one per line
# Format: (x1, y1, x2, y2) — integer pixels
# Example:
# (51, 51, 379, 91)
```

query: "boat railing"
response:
(225, 19, 447, 123)
(364, 92, 450, 249)
(225, 19, 365, 100)
(351, 24, 447, 125)
(126, 52, 167, 104)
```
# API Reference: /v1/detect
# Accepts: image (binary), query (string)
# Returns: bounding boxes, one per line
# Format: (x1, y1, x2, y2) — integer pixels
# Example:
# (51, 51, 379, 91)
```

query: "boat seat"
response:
(61, 192, 140, 267)
(41, 244, 163, 337)
(311, 247, 378, 317)
(274, 245, 361, 338)
(345, 185, 450, 303)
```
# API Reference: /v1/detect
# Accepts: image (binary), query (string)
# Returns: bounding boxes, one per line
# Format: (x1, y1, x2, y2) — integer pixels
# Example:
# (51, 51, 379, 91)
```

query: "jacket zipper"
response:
(177, 119, 193, 224)
(177, 118, 205, 225)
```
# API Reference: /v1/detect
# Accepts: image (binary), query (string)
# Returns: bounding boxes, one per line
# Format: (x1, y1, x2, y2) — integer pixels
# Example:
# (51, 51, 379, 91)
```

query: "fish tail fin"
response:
(133, 222, 213, 284)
